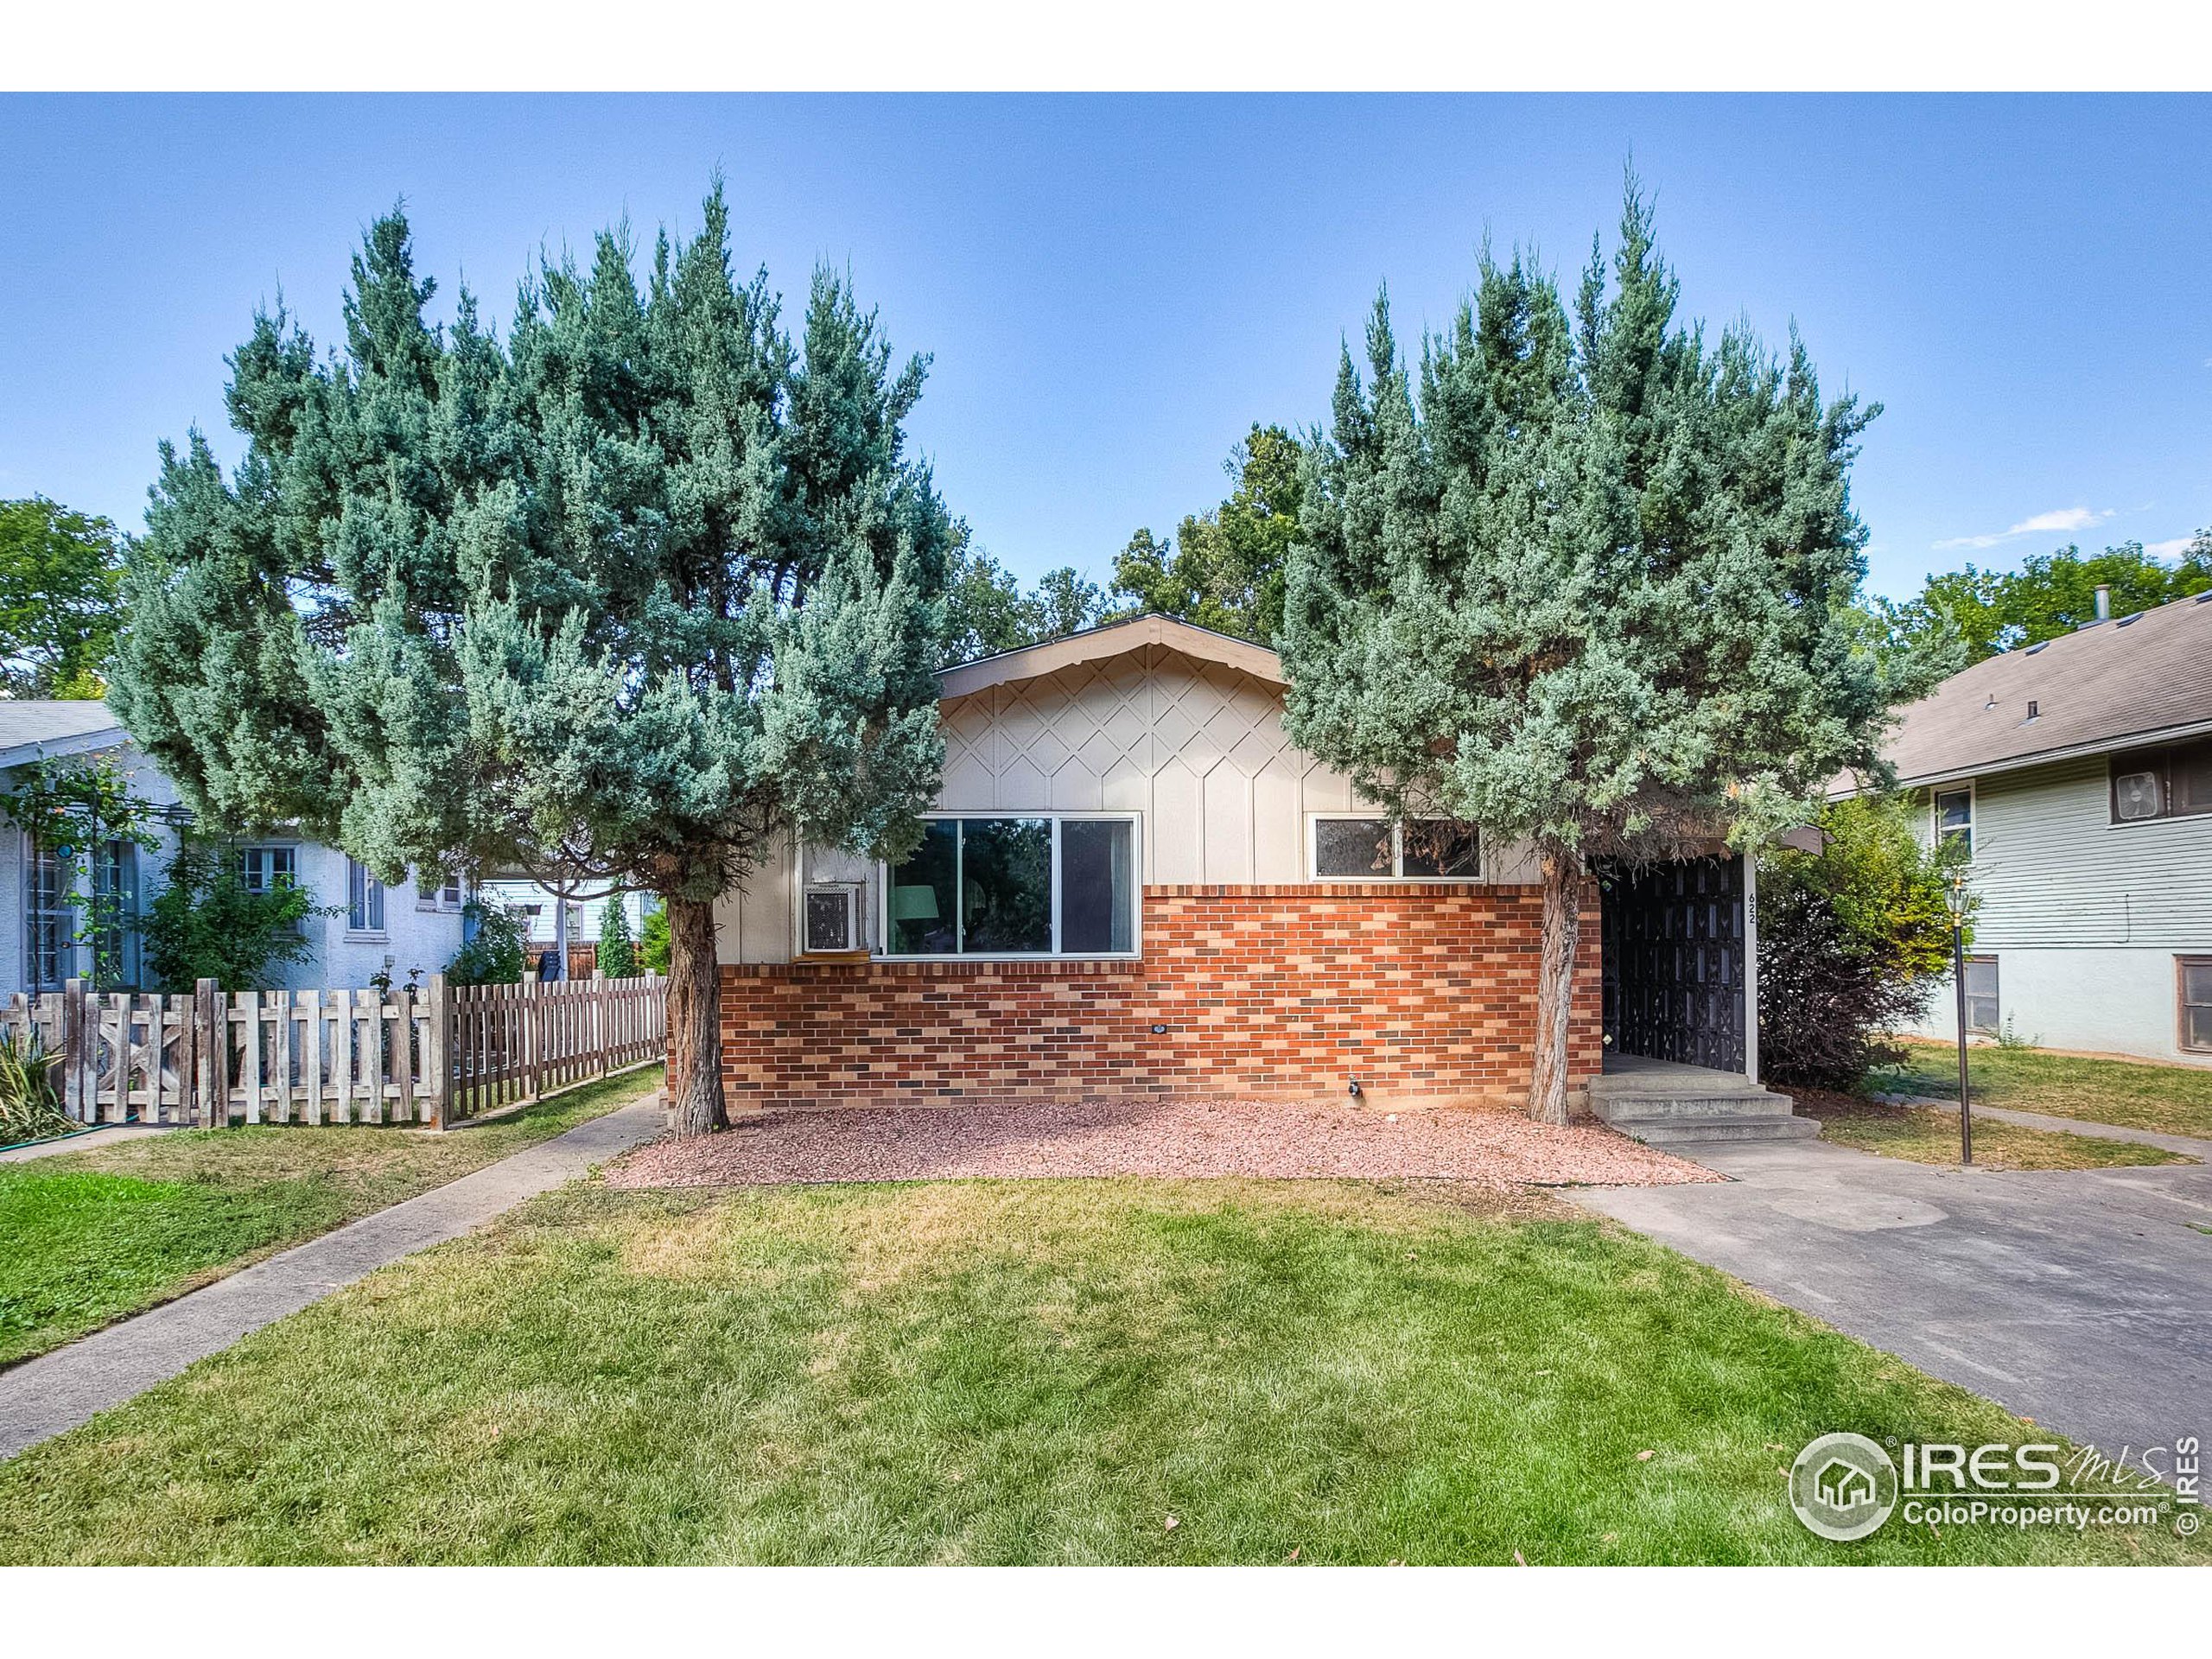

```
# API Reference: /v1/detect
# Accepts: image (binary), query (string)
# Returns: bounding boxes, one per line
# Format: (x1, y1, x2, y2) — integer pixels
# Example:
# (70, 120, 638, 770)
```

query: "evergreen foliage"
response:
(1280, 181, 1946, 1121)
(108, 185, 951, 1134)
(595, 897, 639, 979)
(1757, 796, 1970, 1090)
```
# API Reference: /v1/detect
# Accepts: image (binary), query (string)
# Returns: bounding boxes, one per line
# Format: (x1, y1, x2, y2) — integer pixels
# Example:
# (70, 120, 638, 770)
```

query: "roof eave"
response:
(935, 613, 1283, 698)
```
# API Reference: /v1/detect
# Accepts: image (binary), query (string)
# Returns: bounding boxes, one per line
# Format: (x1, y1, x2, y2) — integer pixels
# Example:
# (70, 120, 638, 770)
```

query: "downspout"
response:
(1743, 850, 1760, 1086)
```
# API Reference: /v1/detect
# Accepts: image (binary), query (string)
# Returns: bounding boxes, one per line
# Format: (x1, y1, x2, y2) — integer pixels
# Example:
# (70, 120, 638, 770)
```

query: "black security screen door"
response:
(1599, 855, 1747, 1072)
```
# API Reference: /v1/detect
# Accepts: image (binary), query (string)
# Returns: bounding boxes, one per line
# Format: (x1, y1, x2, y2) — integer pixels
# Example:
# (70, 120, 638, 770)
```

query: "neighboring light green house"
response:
(1868, 586, 2212, 1065)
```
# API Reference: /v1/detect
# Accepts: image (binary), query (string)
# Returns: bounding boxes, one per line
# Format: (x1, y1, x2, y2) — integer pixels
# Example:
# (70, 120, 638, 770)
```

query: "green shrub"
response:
(447, 899, 530, 987)
(1757, 795, 1971, 1091)
(639, 901, 670, 976)
(139, 836, 324, 992)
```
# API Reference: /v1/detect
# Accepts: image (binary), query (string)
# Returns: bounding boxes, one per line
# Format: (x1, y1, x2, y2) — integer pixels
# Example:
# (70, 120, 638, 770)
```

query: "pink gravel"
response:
(606, 1096, 1722, 1191)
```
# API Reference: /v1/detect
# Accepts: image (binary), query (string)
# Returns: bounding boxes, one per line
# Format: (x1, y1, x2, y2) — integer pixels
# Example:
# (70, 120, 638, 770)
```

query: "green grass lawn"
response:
(1886, 1040, 2212, 1140)
(0, 1066, 661, 1369)
(1, 1176, 2200, 1566)
(1802, 1090, 2193, 1171)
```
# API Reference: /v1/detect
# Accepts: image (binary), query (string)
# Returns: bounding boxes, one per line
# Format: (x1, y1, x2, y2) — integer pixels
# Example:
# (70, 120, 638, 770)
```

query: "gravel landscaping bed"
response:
(607, 1095, 1722, 1189)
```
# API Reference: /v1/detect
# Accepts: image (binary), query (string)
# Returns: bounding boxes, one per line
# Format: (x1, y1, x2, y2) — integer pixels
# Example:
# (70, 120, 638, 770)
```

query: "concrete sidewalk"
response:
(1574, 1135, 2212, 1455)
(0, 1100, 664, 1461)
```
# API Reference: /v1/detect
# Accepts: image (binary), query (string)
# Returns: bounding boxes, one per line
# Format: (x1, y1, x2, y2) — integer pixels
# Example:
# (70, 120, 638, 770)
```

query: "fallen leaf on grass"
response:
(1513, 1549, 1528, 1566)
(1636, 1449, 1654, 1461)
(1164, 1516, 1179, 1531)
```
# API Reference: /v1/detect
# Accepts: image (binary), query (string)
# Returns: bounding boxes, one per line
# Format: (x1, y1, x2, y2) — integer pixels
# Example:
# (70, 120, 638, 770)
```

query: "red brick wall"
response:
(716, 883, 1602, 1110)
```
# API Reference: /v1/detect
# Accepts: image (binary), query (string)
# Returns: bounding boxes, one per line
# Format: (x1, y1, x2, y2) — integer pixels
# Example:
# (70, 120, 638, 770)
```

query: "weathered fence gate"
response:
(1, 972, 665, 1131)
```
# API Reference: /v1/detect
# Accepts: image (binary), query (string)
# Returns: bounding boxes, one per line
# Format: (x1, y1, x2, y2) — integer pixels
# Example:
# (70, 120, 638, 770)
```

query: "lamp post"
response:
(1944, 868, 1973, 1166)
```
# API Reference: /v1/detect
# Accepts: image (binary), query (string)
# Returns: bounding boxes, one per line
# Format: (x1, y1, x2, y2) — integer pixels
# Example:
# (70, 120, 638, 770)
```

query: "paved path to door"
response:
(1573, 1135, 2212, 1455)
(0, 1101, 664, 1461)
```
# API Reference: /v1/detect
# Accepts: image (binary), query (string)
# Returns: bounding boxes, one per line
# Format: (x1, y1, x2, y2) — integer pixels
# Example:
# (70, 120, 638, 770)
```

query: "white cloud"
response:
(2145, 536, 2197, 559)
(1932, 505, 2112, 552)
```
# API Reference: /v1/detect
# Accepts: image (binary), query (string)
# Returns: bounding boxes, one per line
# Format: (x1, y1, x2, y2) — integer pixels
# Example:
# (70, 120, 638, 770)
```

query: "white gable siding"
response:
(935, 645, 1360, 884)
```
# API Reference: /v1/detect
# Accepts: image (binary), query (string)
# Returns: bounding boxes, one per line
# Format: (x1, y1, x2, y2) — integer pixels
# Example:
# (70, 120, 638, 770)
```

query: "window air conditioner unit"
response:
(803, 885, 861, 954)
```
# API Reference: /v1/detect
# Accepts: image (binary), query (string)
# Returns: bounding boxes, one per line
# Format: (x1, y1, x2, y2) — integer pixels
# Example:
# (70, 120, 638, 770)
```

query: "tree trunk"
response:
(1526, 848, 1583, 1127)
(664, 894, 728, 1138)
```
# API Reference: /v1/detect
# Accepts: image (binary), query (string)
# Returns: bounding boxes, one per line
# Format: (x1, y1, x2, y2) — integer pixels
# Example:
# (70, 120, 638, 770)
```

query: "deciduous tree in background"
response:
(0, 496, 126, 698)
(109, 185, 951, 1135)
(1882, 536, 2212, 661)
(1281, 186, 1943, 1123)
(1113, 423, 1306, 645)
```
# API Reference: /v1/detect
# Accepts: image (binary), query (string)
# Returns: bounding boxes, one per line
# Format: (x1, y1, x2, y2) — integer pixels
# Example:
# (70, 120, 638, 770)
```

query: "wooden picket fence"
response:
(1, 972, 665, 1131)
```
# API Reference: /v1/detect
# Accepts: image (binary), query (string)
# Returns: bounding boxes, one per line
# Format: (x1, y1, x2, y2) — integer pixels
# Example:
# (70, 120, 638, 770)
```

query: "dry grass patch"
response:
(1804, 1090, 2192, 1171)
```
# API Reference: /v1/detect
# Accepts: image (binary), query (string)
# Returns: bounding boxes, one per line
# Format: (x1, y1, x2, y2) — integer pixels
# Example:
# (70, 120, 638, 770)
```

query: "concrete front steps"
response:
(1586, 1063, 1820, 1147)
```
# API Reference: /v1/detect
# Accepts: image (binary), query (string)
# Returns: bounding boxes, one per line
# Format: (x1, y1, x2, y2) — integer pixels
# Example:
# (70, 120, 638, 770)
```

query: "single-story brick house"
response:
(713, 614, 1768, 1115)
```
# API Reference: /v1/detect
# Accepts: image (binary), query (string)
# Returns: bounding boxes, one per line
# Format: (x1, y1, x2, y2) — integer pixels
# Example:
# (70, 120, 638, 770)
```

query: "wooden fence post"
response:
(425, 973, 452, 1131)
(194, 978, 223, 1128)
(60, 977, 88, 1122)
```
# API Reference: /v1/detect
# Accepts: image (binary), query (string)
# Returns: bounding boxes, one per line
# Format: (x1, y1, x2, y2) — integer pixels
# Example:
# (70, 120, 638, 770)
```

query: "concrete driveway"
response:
(1574, 1135, 2212, 1455)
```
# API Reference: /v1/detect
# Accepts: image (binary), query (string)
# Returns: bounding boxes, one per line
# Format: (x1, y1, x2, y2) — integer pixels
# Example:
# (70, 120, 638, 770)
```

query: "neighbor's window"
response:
(347, 857, 386, 933)
(2111, 738, 2212, 824)
(1312, 816, 1481, 880)
(1934, 788, 1974, 855)
(1963, 956, 1999, 1035)
(2181, 958, 2212, 1055)
(24, 836, 70, 993)
(237, 845, 297, 893)
(883, 815, 1136, 957)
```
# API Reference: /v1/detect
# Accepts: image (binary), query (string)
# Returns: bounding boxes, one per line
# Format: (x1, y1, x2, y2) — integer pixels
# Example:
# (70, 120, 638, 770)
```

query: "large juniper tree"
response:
(1282, 186, 1936, 1124)
(109, 187, 950, 1135)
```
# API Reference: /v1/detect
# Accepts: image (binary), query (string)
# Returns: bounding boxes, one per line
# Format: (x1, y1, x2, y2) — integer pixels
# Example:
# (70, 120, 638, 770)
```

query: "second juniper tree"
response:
(1281, 186, 1935, 1123)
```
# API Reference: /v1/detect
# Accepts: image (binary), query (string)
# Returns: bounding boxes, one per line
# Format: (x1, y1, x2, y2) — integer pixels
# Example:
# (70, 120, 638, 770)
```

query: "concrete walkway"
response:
(0, 1124, 175, 1165)
(1573, 1135, 2212, 1455)
(1886, 1095, 2212, 1160)
(0, 1100, 664, 1461)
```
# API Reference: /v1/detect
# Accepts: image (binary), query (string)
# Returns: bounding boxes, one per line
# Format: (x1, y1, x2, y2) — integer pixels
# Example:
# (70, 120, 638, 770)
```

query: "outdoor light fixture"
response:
(1943, 868, 1974, 1166)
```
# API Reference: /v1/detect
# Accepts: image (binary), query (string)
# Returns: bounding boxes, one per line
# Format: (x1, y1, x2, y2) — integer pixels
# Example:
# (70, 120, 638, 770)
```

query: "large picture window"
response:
(883, 815, 1136, 957)
(1311, 815, 1481, 880)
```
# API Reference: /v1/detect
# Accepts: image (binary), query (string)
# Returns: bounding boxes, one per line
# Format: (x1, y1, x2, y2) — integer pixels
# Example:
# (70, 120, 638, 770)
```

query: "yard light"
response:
(1943, 868, 1973, 1166)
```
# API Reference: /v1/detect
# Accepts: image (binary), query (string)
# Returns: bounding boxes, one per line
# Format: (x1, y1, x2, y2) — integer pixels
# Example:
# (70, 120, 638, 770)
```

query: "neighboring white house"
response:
(1, 700, 467, 995)
(1866, 588, 2212, 1066)
(477, 879, 654, 976)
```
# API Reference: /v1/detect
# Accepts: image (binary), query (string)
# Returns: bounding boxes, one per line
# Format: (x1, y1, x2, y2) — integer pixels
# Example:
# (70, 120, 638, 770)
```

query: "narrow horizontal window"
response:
(883, 815, 1139, 958)
(1312, 816, 1481, 880)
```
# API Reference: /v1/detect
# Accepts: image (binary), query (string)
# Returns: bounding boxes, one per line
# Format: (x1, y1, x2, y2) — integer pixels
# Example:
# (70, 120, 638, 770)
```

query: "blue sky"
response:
(2, 93, 2206, 601)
